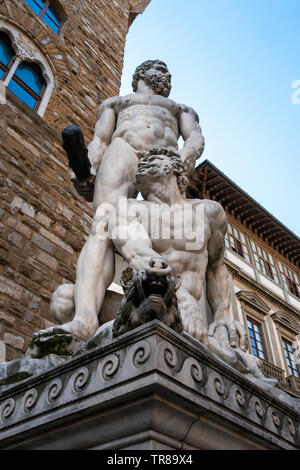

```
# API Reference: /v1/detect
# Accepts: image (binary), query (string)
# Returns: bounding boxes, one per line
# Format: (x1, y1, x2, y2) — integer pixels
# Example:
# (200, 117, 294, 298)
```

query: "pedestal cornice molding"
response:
(0, 321, 299, 450)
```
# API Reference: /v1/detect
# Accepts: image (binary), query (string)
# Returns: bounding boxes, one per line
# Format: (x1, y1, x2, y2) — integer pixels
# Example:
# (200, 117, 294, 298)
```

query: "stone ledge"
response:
(0, 321, 299, 450)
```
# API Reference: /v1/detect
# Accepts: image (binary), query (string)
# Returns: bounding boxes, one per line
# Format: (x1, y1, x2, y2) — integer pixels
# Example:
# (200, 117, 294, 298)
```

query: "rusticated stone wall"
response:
(0, 92, 93, 360)
(0, 0, 150, 360)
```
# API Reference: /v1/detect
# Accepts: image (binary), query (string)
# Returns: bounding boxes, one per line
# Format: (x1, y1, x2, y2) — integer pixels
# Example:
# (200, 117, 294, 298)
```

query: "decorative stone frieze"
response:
(0, 321, 299, 449)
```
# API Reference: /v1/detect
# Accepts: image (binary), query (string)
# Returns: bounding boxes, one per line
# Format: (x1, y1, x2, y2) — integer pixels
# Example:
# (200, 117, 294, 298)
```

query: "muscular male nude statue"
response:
(109, 154, 272, 380)
(36, 60, 205, 341)
(109, 153, 230, 341)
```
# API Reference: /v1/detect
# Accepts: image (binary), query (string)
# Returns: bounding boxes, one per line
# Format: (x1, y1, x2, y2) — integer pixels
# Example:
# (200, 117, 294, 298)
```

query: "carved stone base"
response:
(0, 321, 299, 450)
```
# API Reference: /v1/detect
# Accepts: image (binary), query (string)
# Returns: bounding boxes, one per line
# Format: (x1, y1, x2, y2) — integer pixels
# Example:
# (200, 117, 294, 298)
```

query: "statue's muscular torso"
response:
(124, 198, 225, 302)
(108, 93, 191, 152)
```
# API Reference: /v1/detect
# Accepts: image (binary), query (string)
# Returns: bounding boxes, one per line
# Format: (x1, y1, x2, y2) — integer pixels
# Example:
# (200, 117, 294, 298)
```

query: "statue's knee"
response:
(50, 283, 75, 323)
(90, 209, 112, 240)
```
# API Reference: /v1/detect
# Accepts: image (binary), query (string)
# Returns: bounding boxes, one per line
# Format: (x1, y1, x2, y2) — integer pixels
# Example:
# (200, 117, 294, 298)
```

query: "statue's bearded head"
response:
(136, 152, 189, 194)
(132, 60, 172, 97)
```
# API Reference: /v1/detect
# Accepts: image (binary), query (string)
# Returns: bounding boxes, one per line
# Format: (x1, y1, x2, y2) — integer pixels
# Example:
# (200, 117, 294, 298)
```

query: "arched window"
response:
(24, 0, 62, 34)
(0, 33, 46, 111)
(0, 24, 54, 116)
(0, 32, 16, 81)
(7, 61, 46, 111)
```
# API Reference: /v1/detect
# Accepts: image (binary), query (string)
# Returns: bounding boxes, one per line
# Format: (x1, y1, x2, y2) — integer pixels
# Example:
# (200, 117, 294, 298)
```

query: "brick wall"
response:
(0, 0, 141, 360)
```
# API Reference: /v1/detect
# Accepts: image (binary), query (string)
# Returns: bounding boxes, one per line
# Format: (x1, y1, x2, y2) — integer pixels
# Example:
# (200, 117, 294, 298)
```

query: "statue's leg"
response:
(35, 139, 138, 341)
(69, 138, 139, 339)
(176, 285, 207, 342)
(71, 234, 115, 339)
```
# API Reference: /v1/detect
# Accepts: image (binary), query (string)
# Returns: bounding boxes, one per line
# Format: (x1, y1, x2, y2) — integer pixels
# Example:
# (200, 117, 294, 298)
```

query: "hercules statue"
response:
(29, 61, 275, 382)
(34, 60, 205, 341)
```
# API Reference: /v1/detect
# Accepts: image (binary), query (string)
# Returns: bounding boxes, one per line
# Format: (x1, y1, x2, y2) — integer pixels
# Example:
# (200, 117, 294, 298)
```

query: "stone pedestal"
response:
(0, 321, 299, 450)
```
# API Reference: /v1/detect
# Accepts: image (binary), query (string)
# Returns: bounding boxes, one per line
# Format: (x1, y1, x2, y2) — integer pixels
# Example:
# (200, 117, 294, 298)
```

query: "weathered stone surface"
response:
(0, 341, 5, 363)
(0, 331, 83, 391)
(0, 357, 53, 389)
(27, 331, 83, 359)
(3, 333, 24, 350)
(77, 320, 114, 354)
(0, 321, 299, 450)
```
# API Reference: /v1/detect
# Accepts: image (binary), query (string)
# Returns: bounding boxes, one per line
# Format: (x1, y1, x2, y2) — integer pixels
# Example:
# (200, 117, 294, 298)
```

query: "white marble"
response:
(36, 60, 205, 341)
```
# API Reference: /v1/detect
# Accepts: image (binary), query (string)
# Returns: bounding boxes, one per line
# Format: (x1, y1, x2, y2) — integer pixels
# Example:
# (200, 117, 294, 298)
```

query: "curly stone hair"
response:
(132, 59, 169, 92)
(136, 151, 189, 195)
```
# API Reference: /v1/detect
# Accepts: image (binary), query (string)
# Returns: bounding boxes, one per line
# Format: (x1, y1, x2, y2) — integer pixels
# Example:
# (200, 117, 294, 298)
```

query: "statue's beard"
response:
(145, 75, 172, 97)
(136, 165, 172, 191)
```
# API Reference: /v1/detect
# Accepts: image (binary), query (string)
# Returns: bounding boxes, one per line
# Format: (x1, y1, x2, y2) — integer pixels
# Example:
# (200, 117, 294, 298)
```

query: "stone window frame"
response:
(246, 316, 267, 361)
(236, 290, 273, 365)
(281, 337, 299, 378)
(271, 310, 300, 378)
(2, 52, 47, 112)
(249, 238, 280, 284)
(0, 32, 16, 80)
(0, 21, 54, 117)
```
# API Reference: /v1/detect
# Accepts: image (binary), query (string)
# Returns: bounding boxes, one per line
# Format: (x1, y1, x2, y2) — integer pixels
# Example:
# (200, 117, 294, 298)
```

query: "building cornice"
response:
(188, 160, 300, 267)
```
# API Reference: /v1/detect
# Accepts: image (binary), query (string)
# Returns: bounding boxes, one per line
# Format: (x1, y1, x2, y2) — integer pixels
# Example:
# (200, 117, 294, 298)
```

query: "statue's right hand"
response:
(71, 175, 95, 202)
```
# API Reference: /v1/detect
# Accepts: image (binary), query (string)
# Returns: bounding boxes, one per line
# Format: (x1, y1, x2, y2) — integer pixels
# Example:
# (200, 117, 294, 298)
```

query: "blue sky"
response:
(120, 0, 300, 236)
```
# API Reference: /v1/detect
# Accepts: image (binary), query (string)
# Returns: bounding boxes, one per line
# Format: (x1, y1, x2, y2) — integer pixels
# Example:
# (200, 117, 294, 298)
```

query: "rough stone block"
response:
(0, 276, 23, 300)
(10, 196, 35, 218)
(3, 333, 24, 351)
(37, 250, 58, 271)
(40, 228, 73, 255)
(0, 341, 5, 363)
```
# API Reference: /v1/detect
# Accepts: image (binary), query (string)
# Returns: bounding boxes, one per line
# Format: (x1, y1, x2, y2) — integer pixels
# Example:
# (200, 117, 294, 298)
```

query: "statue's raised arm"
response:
(87, 96, 118, 174)
(178, 105, 205, 175)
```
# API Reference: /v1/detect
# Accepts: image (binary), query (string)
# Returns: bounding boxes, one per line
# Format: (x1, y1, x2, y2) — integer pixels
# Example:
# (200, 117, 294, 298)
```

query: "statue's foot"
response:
(183, 317, 207, 342)
(32, 320, 97, 343)
(206, 335, 250, 373)
(208, 318, 248, 352)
